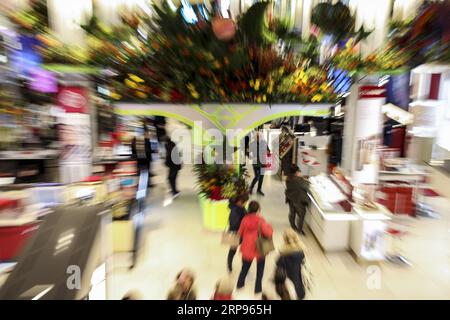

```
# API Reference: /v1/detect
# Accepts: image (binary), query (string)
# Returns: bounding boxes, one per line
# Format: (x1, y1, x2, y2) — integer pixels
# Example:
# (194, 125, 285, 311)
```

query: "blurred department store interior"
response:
(0, 0, 449, 300)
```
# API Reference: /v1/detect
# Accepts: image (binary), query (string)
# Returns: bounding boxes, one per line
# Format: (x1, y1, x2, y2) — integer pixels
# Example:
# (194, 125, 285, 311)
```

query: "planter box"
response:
(199, 196, 230, 231)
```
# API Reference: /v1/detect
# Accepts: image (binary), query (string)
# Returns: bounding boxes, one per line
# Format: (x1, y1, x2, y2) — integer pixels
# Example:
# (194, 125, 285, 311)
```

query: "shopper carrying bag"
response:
(223, 193, 249, 272)
(237, 201, 273, 294)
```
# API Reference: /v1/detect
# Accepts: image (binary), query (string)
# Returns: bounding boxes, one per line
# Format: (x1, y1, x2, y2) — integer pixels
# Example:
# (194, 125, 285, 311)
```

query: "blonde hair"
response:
(282, 229, 304, 251)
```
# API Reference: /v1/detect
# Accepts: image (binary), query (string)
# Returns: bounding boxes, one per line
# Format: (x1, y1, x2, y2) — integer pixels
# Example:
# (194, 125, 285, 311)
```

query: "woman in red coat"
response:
(237, 201, 273, 294)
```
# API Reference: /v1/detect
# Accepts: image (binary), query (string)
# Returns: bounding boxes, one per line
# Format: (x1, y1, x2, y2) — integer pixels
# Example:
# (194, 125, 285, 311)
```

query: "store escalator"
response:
(0, 204, 110, 300)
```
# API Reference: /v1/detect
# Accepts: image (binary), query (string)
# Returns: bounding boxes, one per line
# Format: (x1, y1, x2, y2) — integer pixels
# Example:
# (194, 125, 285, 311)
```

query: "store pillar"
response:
(342, 79, 386, 184)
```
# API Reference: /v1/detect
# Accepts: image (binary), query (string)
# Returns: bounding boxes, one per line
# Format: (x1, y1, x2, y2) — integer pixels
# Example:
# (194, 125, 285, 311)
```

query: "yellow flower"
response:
(249, 79, 254, 87)
(311, 94, 323, 102)
(254, 79, 261, 91)
(125, 79, 137, 89)
(213, 60, 221, 69)
(320, 83, 329, 91)
(187, 83, 200, 99)
(128, 74, 144, 83)
(110, 92, 122, 100)
(263, 94, 267, 102)
(257, 96, 262, 103)
(268, 80, 274, 94)
(136, 91, 148, 99)
(345, 39, 353, 49)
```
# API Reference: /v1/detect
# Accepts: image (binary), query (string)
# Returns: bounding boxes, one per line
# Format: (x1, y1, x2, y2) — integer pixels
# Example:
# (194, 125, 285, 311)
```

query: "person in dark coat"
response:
(154, 116, 167, 144)
(164, 137, 182, 197)
(275, 229, 306, 300)
(131, 127, 153, 187)
(227, 193, 249, 272)
(285, 164, 310, 234)
(249, 131, 270, 196)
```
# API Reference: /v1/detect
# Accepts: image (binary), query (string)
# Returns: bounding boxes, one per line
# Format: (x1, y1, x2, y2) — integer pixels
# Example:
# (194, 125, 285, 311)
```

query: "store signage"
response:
(359, 85, 386, 99)
(29, 67, 58, 93)
(57, 87, 88, 113)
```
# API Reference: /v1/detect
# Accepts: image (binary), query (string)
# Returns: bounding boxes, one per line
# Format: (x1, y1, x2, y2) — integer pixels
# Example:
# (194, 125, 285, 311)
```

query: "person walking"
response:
(131, 126, 153, 188)
(249, 131, 270, 196)
(275, 229, 306, 300)
(167, 268, 197, 300)
(285, 164, 310, 234)
(227, 193, 249, 272)
(164, 136, 182, 197)
(237, 201, 273, 294)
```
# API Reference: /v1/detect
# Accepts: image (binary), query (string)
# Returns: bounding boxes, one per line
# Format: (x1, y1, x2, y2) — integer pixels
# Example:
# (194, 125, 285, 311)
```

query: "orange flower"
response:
(151, 41, 160, 50)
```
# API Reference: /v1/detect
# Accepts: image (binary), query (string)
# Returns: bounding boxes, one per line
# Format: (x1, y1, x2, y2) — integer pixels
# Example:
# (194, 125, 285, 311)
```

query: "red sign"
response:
(359, 85, 386, 99)
(57, 87, 88, 113)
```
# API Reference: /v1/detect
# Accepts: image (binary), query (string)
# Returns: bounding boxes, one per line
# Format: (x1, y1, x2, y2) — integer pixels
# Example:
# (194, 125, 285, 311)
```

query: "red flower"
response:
(170, 89, 184, 102)
(210, 186, 223, 201)
(153, 87, 161, 97)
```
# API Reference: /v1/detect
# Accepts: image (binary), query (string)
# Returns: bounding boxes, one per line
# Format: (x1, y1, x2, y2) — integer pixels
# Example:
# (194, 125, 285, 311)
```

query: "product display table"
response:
(350, 204, 392, 262)
(306, 174, 356, 252)
(380, 159, 428, 183)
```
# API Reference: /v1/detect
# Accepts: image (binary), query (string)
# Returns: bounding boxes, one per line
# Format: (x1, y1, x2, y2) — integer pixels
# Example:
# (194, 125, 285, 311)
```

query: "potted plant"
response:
(193, 164, 248, 231)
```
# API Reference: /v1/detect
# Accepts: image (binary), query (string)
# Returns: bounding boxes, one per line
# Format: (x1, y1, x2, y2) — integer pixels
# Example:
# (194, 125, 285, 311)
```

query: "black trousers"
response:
(288, 202, 307, 233)
(168, 167, 179, 195)
(250, 165, 264, 192)
(287, 271, 305, 300)
(237, 258, 266, 293)
(227, 247, 237, 272)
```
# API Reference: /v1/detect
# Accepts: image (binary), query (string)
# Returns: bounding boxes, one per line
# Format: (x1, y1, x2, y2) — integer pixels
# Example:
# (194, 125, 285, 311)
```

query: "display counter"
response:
(306, 173, 392, 260)
(306, 174, 356, 251)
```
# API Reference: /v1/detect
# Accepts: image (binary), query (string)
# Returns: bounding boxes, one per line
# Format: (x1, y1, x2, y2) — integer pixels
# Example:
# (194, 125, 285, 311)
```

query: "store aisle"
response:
(108, 162, 450, 300)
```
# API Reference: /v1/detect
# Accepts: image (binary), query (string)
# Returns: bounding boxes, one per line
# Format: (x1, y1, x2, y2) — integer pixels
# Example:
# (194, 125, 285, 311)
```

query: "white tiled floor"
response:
(108, 162, 450, 300)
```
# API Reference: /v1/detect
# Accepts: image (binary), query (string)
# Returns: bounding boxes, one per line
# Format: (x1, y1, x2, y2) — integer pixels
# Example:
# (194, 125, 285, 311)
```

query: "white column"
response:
(301, 0, 313, 39)
(392, 0, 424, 21)
(47, 0, 93, 48)
(349, 0, 391, 57)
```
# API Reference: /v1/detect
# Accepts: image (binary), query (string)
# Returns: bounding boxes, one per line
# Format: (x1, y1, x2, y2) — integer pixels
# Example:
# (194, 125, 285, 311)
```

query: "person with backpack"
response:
(237, 201, 273, 294)
(275, 229, 306, 300)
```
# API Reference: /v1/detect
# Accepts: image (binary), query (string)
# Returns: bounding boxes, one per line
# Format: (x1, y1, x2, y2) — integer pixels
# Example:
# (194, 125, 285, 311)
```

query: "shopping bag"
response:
(256, 221, 274, 256)
(221, 231, 240, 248)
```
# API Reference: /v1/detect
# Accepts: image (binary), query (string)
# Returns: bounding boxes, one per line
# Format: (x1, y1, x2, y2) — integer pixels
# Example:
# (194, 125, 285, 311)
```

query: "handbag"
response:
(221, 231, 240, 248)
(256, 220, 275, 256)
